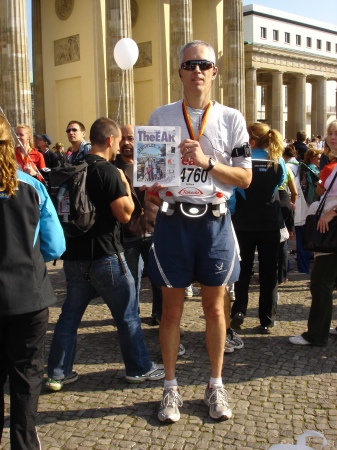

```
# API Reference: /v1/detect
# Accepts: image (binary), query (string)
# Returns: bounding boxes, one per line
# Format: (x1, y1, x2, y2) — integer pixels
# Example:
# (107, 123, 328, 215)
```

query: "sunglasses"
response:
(66, 128, 80, 133)
(180, 60, 215, 71)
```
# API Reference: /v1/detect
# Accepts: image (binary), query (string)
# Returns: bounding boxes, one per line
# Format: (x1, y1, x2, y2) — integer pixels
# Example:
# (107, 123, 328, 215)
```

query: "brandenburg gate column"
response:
(295, 74, 307, 134)
(106, 0, 134, 125)
(170, 0, 192, 103)
(271, 71, 284, 136)
(0, 0, 32, 126)
(265, 83, 272, 125)
(286, 80, 296, 140)
(317, 76, 327, 136)
(311, 80, 318, 136)
(32, 0, 45, 132)
(223, 0, 245, 115)
(245, 67, 257, 124)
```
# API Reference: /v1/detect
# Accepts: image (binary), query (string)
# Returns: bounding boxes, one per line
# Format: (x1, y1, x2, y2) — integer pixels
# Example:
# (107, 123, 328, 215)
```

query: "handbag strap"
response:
(316, 168, 337, 217)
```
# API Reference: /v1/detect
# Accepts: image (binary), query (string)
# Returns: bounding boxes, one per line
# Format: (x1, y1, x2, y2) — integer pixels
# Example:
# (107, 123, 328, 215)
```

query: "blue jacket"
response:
(68, 141, 91, 165)
(0, 170, 66, 316)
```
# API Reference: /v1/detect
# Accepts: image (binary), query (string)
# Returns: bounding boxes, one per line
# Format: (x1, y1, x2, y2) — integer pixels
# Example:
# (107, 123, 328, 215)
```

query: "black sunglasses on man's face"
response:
(180, 60, 214, 71)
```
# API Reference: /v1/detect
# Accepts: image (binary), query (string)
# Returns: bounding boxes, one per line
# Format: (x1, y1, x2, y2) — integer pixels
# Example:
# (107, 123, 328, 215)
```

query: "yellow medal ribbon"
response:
(182, 100, 211, 141)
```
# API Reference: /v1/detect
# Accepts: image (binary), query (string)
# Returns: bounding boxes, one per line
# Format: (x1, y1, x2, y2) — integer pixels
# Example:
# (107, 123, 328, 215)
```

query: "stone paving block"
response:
(2, 258, 337, 449)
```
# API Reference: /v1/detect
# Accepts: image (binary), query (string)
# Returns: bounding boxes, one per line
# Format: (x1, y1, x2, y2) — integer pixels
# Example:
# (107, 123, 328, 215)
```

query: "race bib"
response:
(170, 156, 214, 198)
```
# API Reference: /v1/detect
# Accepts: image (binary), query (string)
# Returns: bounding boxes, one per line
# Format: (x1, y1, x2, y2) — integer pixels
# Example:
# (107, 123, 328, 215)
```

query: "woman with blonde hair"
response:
(317, 120, 337, 198)
(0, 115, 65, 449)
(15, 123, 46, 182)
(290, 120, 337, 346)
(231, 123, 287, 334)
(54, 141, 66, 165)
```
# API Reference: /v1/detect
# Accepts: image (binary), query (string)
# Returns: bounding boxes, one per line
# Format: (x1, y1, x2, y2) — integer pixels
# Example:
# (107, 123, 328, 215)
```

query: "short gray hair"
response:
(179, 40, 216, 67)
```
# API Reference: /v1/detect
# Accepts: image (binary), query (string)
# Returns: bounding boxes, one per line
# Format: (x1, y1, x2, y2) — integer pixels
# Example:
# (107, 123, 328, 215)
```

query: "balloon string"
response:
(116, 71, 124, 124)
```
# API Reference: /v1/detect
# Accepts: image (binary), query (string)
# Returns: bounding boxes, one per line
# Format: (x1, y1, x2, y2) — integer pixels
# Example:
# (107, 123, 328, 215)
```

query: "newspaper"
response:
(133, 126, 181, 187)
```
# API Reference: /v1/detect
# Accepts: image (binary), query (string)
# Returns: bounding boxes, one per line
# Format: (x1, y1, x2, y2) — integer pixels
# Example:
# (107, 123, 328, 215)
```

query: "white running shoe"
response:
(185, 284, 200, 298)
(158, 387, 183, 422)
(289, 335, 311, 345)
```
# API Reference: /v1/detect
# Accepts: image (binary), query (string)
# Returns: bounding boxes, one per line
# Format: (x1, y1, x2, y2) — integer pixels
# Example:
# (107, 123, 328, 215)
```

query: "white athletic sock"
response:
(164, 378, 178, 388)
(209, 377, 222, 387)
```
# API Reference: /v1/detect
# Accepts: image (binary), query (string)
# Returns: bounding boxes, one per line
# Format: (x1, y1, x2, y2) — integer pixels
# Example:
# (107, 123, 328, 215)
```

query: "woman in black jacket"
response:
(231, 122, 287, 334)
(0, 116, 65, 449)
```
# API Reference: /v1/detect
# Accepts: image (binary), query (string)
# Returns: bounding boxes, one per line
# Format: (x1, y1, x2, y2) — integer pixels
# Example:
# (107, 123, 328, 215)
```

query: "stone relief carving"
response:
(55, 0, 75, 21)
(54, 35, 80, 66)
(134, 41, 152, 69)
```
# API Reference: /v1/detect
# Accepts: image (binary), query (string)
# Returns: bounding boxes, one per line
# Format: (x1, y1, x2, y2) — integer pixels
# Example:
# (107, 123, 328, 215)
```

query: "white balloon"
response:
(114, 38, 139, 70)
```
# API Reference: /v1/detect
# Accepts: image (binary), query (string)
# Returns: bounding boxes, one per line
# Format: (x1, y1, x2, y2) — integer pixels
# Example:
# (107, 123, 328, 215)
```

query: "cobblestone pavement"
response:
(3, 254, 337, 449)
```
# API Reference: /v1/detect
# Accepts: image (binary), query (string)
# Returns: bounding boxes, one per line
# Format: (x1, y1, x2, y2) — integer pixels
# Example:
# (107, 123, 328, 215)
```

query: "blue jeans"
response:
(295, 225, 311, 274)
(47, 254, 152, 379)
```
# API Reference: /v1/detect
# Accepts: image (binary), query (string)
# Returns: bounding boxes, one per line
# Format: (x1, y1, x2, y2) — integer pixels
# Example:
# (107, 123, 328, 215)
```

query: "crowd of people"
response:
(1, 39, 337, 448)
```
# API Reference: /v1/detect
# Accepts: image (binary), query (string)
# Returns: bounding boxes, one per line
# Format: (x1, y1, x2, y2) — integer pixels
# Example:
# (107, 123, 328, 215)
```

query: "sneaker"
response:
(158, 387, 183, 422)
(329, 327, 337, 335)
(226, 328, 244, 351)
(204, 384, 232, 421)
(224, 343, 235, 353)
(178, 343, 186, 356)
(230, 312, 245, 330)
(125, 362, 165, 383)
(185, 284, 200, 298)
(45, 371, 79, 392)
(289, 335, 311, 345)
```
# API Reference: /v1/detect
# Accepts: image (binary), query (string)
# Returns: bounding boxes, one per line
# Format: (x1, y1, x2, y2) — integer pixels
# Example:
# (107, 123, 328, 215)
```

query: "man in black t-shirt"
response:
(46, 117, 164, 391)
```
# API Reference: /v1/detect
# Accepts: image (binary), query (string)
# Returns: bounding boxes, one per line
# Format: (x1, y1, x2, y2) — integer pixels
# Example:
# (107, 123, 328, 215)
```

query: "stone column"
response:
(0, 0, 32, 126)
(106, 0, 134, 125)
(295, 74, 306, 134)
(170, 0, 192, 103)
(32, 0, 45, 132)
(286, 80, 296, 140)
(223, 0, 245, 114)
(271, 71, 284, 136)
(311, 80, 318, 137)
(317, 76, 327, 136)
(245, 67, 257, 124)
(265, 83, 272, 126)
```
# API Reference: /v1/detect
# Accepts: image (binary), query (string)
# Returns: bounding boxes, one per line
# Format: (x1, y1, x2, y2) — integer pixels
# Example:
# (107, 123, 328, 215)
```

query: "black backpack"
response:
(48, 160, 102, 238)
(298, 162, 320, 205)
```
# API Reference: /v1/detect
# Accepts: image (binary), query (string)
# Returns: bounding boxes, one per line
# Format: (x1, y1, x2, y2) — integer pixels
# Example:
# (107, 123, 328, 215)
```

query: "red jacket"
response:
(15, 147, 46, 182)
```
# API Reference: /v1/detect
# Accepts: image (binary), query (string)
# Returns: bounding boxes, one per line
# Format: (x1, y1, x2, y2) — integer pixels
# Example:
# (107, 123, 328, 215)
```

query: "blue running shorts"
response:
(148, 209, 240, 288)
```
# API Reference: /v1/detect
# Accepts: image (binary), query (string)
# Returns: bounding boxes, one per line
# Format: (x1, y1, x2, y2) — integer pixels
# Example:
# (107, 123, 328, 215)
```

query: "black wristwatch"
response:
(204, 157, 216, 172)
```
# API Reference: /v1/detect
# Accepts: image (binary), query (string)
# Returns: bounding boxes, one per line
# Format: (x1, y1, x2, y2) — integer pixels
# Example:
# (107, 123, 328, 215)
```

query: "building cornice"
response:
(243, 10, 337, 36)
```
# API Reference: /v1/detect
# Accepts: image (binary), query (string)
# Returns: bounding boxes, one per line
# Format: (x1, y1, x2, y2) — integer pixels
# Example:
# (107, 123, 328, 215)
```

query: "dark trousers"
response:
(231, 229, 280, 327)
(302, 253, 337, 346)
(123, 236, 162, 319)
(278, 239, 289, 283)
(0, 308, 48, 450)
